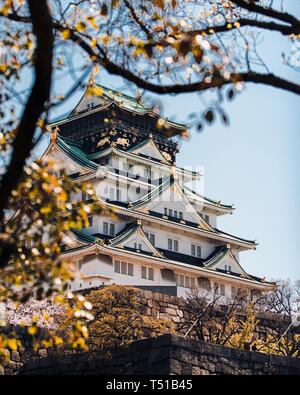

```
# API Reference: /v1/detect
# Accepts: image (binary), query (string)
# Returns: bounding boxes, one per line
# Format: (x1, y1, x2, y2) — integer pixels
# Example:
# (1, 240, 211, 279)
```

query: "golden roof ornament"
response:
(51, 126, 59, 143)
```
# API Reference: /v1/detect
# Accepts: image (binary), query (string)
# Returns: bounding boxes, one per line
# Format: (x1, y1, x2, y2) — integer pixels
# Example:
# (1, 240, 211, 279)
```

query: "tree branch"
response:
(0, 0, 53, 224)
(231, 0, 300, 26)
(65, 28, 300, 95)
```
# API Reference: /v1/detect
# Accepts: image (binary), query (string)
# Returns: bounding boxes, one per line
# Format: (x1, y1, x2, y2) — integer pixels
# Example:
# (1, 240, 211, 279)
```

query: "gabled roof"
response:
(184, 186, 234, 212)
(108, 221, 165, 258)
(88, 146, 200, 180)
(55, 135, 99, 171)
(128, 176, 214, 232)
(203, 245, 251, 279)
(69, 227, 98, 245)
(127, 137, 172, 164)
(128, 175, 175, 210)
(62, 226, 273, 288)
(51, 82, 187, 131)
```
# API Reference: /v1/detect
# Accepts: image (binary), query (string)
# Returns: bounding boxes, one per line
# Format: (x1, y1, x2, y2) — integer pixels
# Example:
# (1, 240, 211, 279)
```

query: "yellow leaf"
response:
(86, 16, 98, 29)
(76, 22, 86, 32)
(28, 326, 37, 335)
(7, 339, 18, 351)
(54, 337, 63, 346)
(61, 29, 70, 40)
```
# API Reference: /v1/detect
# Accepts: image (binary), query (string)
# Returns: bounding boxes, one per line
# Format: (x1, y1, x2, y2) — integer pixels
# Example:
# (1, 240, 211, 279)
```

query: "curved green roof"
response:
(56, 136, 98, 171)
(50, 83, 187, 130)
(185, 186, 234, 210)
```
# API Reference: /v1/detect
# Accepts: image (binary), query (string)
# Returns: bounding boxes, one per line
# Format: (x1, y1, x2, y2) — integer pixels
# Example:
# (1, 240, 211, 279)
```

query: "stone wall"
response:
(136, 289, 292, 339)
(18, 334, 300, 375)
(0, 324, 50, 375)
(0, 288, 298, 375)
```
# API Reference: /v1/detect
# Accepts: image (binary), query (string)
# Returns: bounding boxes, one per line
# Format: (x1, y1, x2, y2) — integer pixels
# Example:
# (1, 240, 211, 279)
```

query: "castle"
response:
(43, 81, 275, 299)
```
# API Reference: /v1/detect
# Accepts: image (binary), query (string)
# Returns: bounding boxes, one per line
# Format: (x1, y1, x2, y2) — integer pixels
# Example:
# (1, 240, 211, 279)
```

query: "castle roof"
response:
(60, 226, 274, 290)
(50, 83, 187, 131)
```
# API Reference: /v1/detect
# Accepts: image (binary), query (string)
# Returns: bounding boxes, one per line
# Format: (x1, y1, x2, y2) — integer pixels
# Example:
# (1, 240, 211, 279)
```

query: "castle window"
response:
(141, 266, 154, 281)
(103, 222, 115, 236)
(148, 268, 154, 281)
(192, 245, 201, 257)
(185, 276, 190, 288)
(114, 260, 133, 276)
(231, 286, 247, 297)
(114, 260, 120, 273)
(121, 261, 127, 275)
(88, 215, 93, 227)
(134, 242, 142, 250)
(175, 274, 195, 288)
(164, 208, 182, 220)
(168, 238, 179, 252)
(174, 240, 179, 252)
(103, 221, 108, 234)
(77, 259, 83, 271)
(141, 266, 147, 279)
(214, 283, 225, 296)
(145, 232, 155, 246)
(205, 214, 210, 224)
(191, 244, 195, 256)
(109, 223, 115, 236)
(128, 263, 133, 276)
(116, 189, 121, 201)
(197, 246, 201, 257)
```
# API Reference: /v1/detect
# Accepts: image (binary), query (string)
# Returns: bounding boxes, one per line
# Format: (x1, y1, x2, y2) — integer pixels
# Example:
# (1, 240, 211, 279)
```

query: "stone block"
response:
(11, 350, 20, 362)
(153, 293, 160, 301)
(170, 296, 178, 304)
(167, 303, 178, 310)
(143, 291, 153, 300)
(165, 308, 177, 316)
(159, 313, 171, 321)
(38, 349, 48, 358)
(170, 359, 182, 375)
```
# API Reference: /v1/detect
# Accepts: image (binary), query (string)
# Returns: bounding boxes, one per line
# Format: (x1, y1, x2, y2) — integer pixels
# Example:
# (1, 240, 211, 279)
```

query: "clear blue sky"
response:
(36, 5, 299, 284)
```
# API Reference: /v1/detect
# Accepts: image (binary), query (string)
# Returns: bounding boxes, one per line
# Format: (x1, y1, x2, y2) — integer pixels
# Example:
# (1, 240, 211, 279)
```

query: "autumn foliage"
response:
(57, 285, 175, 355)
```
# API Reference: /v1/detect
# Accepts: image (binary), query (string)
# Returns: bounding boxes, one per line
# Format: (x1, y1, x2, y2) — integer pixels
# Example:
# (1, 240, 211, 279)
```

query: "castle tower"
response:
(43, 82, 275, 299)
